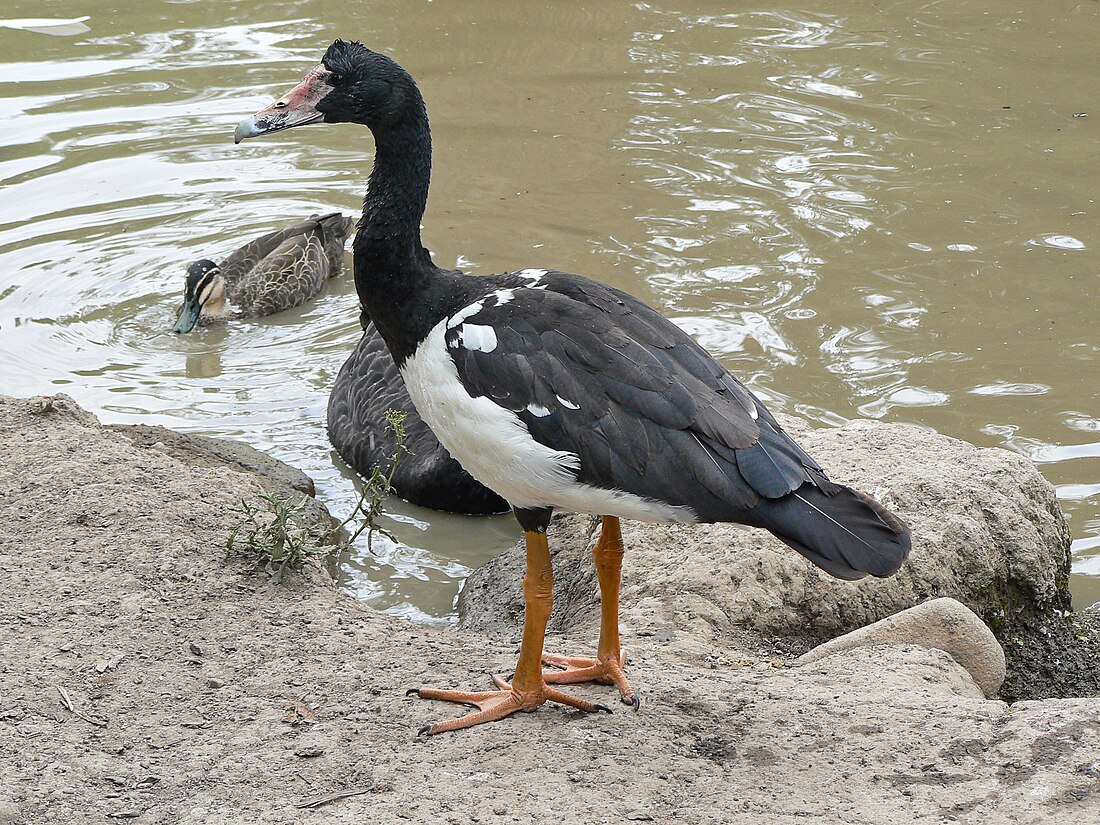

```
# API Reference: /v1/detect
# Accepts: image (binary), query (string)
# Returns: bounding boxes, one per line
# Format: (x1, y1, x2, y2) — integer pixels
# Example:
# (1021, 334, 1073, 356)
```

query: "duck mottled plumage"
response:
(173, 212, 353, 333)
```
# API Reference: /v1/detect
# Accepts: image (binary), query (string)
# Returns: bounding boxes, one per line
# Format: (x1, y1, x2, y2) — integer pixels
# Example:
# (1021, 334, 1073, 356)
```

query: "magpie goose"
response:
(235, 40, 911, 735)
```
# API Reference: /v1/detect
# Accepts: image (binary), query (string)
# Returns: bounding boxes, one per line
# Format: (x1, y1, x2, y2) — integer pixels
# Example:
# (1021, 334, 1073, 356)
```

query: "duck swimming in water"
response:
(172, 212, 353, 333)
(235, 41, 911, 735)
(172, 212, 504, 512)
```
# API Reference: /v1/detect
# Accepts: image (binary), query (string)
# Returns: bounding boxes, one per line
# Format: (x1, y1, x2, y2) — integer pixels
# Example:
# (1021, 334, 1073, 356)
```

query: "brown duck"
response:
(172, 212, 353, 333)
(171, 210, 506, 513)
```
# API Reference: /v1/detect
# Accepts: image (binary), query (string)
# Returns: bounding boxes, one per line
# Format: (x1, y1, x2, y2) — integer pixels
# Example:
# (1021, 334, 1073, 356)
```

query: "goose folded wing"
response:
(445, 279, 826, 517)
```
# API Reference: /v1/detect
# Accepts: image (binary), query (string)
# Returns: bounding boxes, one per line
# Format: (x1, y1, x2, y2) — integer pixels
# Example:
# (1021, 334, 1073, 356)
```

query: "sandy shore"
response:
(2, 394, 1098, 824)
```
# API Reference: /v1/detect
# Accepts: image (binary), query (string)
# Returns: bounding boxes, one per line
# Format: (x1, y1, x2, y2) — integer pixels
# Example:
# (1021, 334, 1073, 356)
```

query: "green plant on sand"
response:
(330, 409, 409, 554)
(225, 410, 409, 582)
(226, 490, 330, 583)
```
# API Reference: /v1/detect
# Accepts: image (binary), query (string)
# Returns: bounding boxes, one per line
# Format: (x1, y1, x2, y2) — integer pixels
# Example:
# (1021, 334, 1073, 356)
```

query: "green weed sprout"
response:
(330, 409, 409, 554)
(226, 491, 330, 583)
(226, 410, 409, 581)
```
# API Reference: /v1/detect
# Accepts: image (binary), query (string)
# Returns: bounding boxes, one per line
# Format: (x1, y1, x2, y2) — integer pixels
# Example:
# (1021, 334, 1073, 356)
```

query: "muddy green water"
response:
(2, 2, 1098, 620)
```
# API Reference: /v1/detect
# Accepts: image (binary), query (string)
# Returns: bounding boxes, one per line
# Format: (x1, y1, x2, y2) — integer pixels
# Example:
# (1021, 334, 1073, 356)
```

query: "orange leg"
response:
(407, 529, 611, 735)
(542, 516, 639, 709)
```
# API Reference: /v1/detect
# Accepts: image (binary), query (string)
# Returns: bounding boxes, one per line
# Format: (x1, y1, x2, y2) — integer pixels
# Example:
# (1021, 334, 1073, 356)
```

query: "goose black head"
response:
(234, 41, 421, 143)
(172, 259, 226, 333)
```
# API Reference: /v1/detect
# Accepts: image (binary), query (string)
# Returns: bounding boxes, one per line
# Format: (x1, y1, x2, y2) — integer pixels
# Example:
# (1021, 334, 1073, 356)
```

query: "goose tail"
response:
(752, 482, 911, 580)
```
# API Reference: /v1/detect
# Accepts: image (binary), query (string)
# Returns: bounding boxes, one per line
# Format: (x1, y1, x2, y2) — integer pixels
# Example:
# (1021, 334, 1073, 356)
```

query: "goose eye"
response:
(328, 72, 345, 87)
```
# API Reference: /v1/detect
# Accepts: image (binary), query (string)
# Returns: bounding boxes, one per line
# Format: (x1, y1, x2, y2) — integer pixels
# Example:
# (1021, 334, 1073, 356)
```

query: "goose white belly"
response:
(399, 320, 696, 523)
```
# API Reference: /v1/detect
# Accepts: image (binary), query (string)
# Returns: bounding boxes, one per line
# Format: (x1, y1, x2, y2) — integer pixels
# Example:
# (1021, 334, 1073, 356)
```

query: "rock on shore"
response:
(460, 418, 1100, 700)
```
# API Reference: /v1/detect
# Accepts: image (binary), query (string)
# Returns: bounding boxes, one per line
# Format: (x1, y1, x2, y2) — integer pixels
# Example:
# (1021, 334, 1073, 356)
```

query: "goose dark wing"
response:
(445, 271, 824, 521)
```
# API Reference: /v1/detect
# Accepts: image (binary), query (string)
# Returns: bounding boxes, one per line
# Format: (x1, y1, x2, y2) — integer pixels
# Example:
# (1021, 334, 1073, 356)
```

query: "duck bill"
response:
(172, 298, 201, 334)
(234, 65, 331, 143)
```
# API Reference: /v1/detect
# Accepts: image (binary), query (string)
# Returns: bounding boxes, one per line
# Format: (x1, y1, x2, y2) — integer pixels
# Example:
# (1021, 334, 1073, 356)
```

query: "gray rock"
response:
(108, 422, 332, 530)
(460, 418, 1091, 699)
(795, 597, 1006, 698)
(109, 423, 316, 496)
(797, 642, 988, 702)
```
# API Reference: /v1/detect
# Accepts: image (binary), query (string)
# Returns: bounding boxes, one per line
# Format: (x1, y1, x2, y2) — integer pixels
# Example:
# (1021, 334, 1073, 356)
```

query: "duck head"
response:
(173, 259, 227, 333)
(234, 40, 422, 141)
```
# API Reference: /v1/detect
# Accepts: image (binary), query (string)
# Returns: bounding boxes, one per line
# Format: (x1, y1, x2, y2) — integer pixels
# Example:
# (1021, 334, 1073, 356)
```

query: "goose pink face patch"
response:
(234, 65, 332, 143)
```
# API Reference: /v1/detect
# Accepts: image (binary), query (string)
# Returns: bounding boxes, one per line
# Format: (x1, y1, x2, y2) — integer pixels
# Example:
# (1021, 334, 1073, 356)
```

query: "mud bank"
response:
(1, 395, 1098, 824)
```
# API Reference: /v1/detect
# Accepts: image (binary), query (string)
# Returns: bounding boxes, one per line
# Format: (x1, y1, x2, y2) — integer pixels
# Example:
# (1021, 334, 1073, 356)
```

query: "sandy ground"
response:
(2, 394, 1099, 825)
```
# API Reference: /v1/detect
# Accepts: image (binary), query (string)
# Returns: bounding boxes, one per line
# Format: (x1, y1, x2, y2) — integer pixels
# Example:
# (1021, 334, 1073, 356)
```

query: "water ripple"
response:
(2, 2, 1097, 612)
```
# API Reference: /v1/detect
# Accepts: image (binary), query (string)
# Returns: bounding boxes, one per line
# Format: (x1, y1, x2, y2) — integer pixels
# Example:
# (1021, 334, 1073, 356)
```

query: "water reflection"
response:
(338, 494, 520, 626)
(1028, 234, 1086, 251)
(185, 350, 223, 380)
(0, 0, 1097, 614)
(0, 17, 91, 37)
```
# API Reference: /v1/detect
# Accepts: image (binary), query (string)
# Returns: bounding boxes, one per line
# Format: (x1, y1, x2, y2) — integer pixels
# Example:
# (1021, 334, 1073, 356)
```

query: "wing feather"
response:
(444, 270, 825, 520)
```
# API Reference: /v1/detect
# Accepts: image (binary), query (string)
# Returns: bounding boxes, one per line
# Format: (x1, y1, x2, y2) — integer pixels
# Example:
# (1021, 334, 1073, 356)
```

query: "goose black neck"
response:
(358, 102, 431, 261)
(353, 93, 453, 364)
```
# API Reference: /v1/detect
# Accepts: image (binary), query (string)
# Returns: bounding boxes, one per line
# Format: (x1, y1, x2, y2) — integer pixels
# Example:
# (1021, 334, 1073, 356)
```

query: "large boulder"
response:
(459, 419, 1098, 700)
(796, 597, 1006, 698)
(109, 423, 317, 496)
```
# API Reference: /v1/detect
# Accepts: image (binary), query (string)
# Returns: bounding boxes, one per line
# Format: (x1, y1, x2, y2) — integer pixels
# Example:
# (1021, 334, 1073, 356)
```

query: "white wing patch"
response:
(447, 285, 524, 330)
(447, 299, 485, 329)
(449, 323, 498, 353)
(516, 268, 549, 289)
(556, 395, 580, 410)
(448, 276, 543, 331)
(526, 402, 551, 417)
